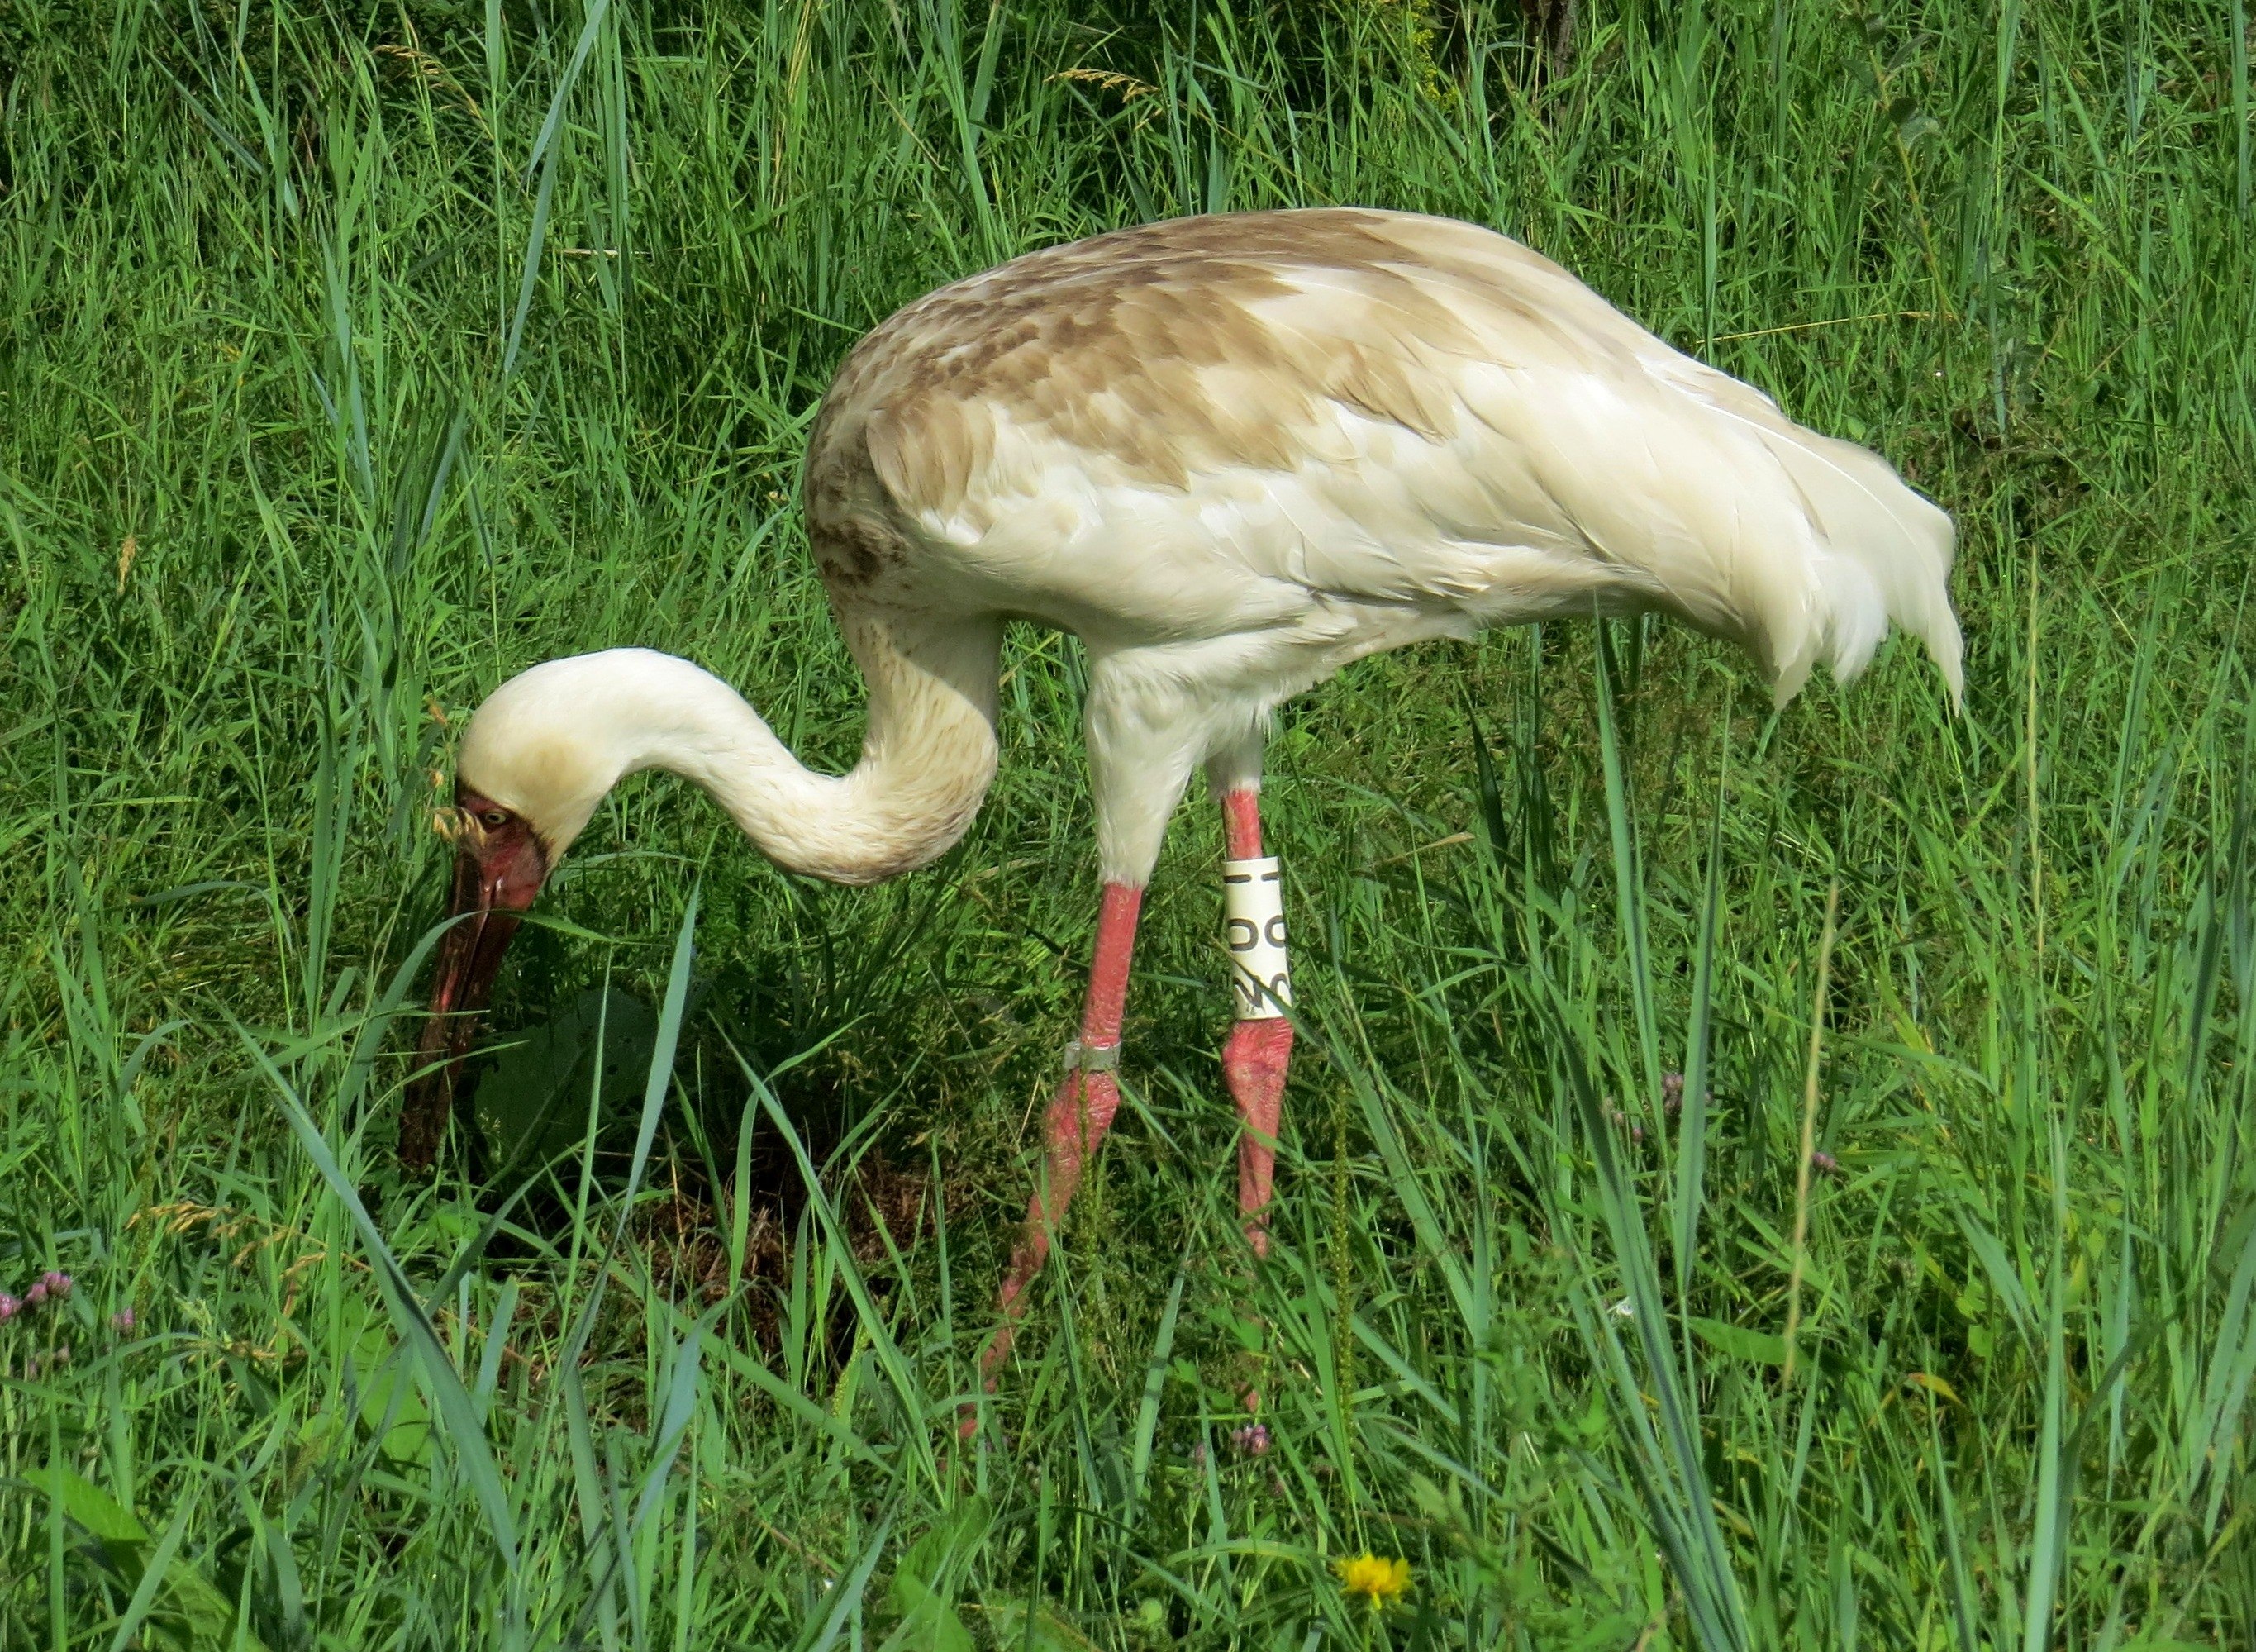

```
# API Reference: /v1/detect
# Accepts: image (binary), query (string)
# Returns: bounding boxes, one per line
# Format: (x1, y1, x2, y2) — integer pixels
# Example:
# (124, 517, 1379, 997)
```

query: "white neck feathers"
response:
(457, 617, 1001, 887)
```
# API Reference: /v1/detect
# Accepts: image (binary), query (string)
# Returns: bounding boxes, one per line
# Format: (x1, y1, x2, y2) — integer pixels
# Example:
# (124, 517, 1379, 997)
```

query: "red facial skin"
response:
(398, 786, 550, 1173)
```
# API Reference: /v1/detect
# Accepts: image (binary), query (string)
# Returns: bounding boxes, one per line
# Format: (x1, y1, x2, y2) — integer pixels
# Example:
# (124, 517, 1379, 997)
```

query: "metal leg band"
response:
(1064, 1038, 1121, 1074)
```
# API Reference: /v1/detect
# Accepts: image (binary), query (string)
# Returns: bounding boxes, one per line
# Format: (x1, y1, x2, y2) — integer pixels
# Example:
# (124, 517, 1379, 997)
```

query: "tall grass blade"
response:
(100, 1491, 195, 1652)
(1672, 699, 1730, 1307)
(1783, 879, 1841, 1385)
(1592, 621, 1662, 1107)
(793, 1513, 892, 1652)
(243, 1031, 523, 1576)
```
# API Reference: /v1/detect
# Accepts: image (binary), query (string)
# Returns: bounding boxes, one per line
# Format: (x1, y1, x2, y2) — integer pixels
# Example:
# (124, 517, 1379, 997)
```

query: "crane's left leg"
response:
(1219, 786, 1293, 1257)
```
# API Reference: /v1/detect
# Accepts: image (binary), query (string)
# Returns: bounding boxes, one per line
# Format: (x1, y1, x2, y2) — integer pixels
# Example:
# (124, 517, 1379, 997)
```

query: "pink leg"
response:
(976, 882, 1143, 1394)
(1221, 790, 1295, 1259)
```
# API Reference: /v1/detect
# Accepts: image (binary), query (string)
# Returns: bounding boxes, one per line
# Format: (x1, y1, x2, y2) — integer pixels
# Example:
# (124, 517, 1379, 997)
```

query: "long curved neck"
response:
(645, 612, 1002, 887)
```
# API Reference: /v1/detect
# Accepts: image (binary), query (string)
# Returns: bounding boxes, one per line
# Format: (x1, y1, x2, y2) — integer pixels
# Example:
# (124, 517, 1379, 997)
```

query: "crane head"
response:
(399, 785, 550, 1171)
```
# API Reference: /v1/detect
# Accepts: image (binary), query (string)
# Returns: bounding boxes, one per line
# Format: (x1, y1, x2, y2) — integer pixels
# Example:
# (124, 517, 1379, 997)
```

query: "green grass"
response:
(4, 0, 2254, 1645)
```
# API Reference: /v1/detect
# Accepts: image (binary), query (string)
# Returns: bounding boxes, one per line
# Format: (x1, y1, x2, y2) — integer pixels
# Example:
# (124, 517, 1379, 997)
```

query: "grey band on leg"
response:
(1064, 1038, 1121, 1073)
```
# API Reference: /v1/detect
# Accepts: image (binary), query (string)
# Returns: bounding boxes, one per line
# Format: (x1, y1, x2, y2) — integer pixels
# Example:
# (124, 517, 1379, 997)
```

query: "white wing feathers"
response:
(1249, 240, 1963, 707)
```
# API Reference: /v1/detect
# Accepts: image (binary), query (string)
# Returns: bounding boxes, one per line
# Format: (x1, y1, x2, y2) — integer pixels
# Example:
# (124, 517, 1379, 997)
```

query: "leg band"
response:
(1064, 1038, 1121, 1073)
(1223, 856, 1291, 1020)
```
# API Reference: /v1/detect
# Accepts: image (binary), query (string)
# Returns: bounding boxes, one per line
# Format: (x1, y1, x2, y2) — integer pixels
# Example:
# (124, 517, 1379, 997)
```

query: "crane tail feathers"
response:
(1749, 416, 1963, 710)
(1657, 363, 1962, 710)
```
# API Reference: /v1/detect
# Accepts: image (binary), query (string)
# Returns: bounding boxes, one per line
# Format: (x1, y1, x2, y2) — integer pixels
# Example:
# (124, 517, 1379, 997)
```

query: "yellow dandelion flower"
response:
(1332, 1552, 1412, 1606)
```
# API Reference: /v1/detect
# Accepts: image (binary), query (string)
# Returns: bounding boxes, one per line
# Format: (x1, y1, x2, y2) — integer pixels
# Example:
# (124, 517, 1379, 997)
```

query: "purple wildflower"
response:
(1232, 1422, 1272, 1457)
(1811, 1150, 1840, 1177)
(0, 1293, 17, 1325)
(24, 1282, 46, 1308)
(42, 1272, 72, 1298)
(111, 1309, 136, 1334)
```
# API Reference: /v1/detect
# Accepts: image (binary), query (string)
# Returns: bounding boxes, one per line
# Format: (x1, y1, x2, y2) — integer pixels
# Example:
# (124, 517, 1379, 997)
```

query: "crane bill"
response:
(398, 799, 548, 1172)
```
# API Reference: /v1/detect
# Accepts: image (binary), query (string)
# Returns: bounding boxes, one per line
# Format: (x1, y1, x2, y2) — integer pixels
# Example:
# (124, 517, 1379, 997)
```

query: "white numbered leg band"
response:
(1223, 856, 1291, 1020)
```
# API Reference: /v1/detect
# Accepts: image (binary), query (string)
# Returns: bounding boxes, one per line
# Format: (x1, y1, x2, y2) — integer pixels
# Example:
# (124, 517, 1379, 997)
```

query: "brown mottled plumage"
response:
(809, 212, 1487, 514)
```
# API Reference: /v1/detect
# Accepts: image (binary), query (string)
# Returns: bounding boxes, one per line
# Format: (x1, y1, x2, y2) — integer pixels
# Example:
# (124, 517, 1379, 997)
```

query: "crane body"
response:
(406, 208, 1962, 1401)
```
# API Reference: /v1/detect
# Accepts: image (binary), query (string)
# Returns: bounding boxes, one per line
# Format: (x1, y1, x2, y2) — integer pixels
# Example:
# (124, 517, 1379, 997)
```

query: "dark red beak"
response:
(399, 788, 548, 1173)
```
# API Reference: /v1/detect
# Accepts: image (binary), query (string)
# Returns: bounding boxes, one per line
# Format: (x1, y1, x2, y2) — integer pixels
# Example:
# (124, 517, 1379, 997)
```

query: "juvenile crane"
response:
(407, 208, 1961, 1386)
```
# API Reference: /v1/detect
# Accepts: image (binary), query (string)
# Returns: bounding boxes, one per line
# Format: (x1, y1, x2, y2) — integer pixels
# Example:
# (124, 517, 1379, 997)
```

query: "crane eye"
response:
(479, 809, 510, 829)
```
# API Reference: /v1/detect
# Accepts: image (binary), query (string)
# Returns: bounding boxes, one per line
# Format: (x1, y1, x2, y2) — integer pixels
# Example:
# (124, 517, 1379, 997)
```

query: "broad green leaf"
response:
(1689, 1316, 1787, 1366)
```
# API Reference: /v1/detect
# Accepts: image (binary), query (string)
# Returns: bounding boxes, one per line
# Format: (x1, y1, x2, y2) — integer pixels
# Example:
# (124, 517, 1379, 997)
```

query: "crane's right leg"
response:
(975, 880, 1142, 1399)
(965, 659, 1193, 1437)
